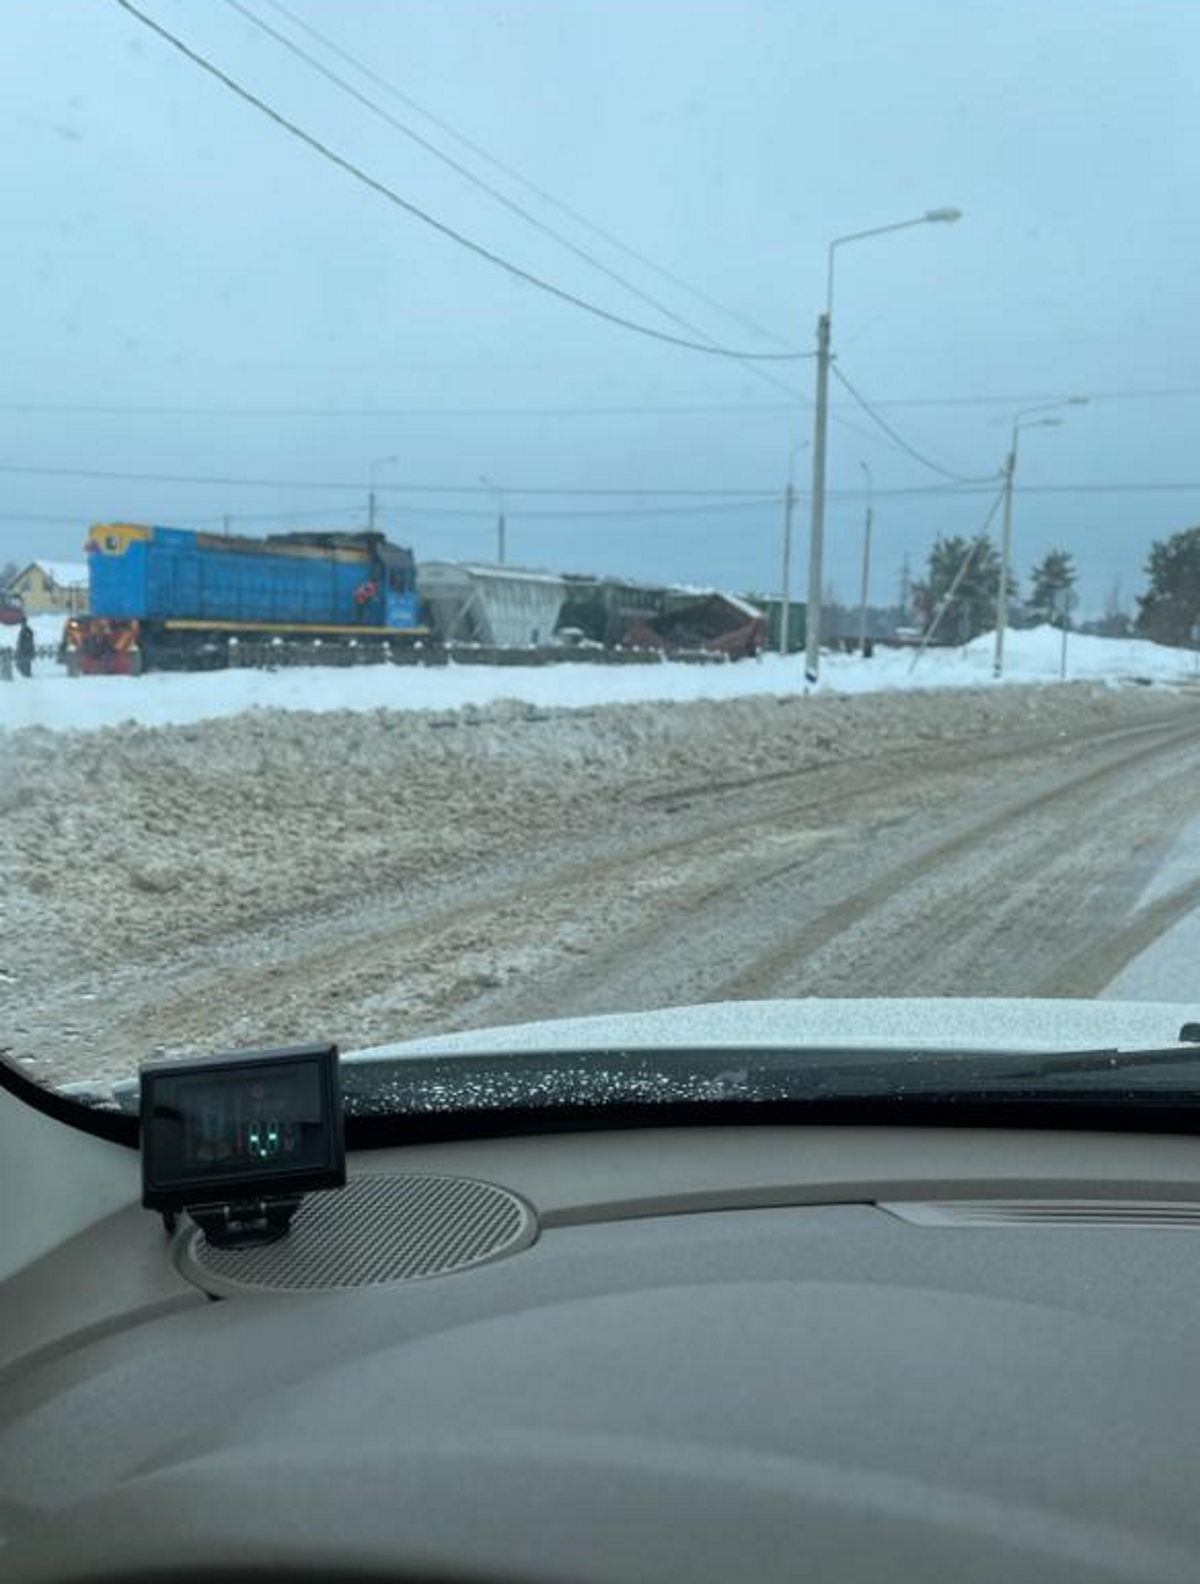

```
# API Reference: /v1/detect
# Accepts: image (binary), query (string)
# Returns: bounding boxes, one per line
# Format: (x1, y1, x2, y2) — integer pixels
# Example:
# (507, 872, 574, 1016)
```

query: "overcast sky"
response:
(4, 0, 1200, 613)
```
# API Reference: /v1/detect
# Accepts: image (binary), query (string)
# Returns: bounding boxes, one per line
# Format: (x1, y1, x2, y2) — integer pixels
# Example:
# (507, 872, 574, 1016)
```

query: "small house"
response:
(5, 560, 90, 615)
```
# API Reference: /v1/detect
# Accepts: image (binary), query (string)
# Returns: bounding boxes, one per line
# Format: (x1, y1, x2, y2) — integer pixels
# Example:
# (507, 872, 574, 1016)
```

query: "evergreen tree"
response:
(1027, 548, 1077, 628)
(911, 535, 1014, 644)
(1136, 526, 1200, 644)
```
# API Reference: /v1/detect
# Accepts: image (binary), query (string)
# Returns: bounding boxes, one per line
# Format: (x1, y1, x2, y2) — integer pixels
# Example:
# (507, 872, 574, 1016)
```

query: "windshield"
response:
(4, 0, 1200, 1113)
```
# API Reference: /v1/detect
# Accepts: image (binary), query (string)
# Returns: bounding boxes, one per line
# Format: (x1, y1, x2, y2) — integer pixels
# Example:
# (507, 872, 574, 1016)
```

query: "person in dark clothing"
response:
(16, 620, 34, 679)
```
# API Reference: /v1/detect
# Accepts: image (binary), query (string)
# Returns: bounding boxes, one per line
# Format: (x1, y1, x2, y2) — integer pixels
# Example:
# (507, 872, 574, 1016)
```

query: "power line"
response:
(8, 495, 962, 530)
(0, 504, 778, 530)
(831, 363, 999, 485)
(260, 0, 785, 347)
(0, 461, 781, 497)
(380, 499, 785, 521)
(0, 398, 805, 418)
(221, 0, 778, 361)
(7, 386, 1200, 420)
(5, 458, 1199, 499)
(0, 512, 106, 527)
(208, 503, 365, 521)
(0, 500, 784, 531)
(0, 507, 366, 528)
(992, 482, 1200, 496)
(499, 480, 1200, 504)
(10, 474, 1196, 532)
(341, 497, 790, 521)
(5, 477, 1197, 544)
(110, 0, 812, 365)
(223, 0, 822, 429)
(848, 386, 1200, 410)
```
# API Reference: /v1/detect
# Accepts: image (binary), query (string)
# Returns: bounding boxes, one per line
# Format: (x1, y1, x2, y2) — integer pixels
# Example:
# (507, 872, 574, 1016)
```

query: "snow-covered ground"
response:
(1, 624, 1196, 734)
(10, 614, 71, 647)
(1099, 806, 1200, 1002)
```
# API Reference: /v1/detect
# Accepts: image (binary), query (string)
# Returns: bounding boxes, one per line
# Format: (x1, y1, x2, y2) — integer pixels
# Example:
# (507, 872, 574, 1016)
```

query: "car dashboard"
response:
(5, 1067, 1200, 1584)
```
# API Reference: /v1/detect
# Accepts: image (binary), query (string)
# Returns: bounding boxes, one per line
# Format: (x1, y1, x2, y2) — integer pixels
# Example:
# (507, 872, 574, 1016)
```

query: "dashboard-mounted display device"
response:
(140, 1044, 345, 1243)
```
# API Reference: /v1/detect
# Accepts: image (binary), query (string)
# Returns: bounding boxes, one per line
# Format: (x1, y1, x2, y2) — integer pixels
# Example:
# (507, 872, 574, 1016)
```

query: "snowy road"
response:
(1098, 809, 1200, 1003)
(4, 681, 1200, 1087)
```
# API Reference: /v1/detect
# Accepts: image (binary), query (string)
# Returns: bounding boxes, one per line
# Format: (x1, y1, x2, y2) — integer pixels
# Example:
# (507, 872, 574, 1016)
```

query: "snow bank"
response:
(960, 624, 1199, 683)
(1, 625, 1195, 735)
(16, 615, 68, 647)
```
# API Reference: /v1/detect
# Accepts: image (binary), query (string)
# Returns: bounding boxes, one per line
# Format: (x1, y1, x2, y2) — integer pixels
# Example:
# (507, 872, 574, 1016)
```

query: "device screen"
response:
(141, 1046, 343, 1207)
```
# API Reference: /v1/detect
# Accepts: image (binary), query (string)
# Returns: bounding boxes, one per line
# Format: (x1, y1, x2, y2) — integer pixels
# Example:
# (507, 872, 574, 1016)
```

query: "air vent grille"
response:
(176, 1172, 537, 1296)
(881, 1200, 1200, 1229)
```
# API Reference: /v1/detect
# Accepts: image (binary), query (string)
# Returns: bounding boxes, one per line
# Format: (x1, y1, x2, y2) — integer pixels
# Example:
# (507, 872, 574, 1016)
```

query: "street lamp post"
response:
(479, 475, 506, 564)
(367, 454, 399, 533)
(857, 461, 874, 656)
(992, 397, 1088, 679)
(779, 441, 808, 656)
(804, 207, 962, 685)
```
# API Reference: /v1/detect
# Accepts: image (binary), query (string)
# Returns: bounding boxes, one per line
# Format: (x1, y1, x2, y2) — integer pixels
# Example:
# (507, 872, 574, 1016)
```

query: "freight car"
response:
(66, 523, 427, 671)
(560, 574, 765, 659)
(558, 573, 668, 648)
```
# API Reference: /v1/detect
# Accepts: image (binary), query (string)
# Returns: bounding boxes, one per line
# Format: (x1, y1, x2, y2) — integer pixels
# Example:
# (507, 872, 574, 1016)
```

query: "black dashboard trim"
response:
(0, 1057, 137, 1147)
(8, 1050, 1200, 1154)
(344, 1092, 1200, 1148)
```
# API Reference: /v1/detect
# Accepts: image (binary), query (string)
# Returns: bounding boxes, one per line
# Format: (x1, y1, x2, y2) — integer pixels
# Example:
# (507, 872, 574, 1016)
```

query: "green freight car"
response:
(742, 596, 806, 654)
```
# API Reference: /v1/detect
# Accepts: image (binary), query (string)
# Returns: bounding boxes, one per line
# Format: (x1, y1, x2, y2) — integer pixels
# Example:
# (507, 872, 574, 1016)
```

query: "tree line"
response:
(910, 525, 1200, 646)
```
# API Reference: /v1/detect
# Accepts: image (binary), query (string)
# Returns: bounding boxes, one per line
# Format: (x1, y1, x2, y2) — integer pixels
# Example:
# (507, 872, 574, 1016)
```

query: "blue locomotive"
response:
(73, 523, 426, 669)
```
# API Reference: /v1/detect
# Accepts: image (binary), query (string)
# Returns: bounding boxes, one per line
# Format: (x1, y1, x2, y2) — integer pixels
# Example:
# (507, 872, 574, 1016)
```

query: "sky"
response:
(3, 0, 1200, 615)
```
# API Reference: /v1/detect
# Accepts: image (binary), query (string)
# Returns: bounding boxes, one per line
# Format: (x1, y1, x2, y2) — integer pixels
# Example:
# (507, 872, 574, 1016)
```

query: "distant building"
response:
(5, 560, 90, 615)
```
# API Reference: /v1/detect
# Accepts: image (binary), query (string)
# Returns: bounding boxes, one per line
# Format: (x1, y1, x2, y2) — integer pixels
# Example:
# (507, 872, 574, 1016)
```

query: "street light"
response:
(367, 455, 399, 533)
(479, 475, 506, 564)
(992, 396, 1088, 678)
(857, 461, 874, 657)
(805, 206, 962, 685)
(779, 441, 808, 656)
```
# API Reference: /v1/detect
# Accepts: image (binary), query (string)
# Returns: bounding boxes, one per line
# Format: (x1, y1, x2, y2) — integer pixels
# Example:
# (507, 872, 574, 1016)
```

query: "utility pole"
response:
(857, 461, 873, 656)
(804, 208, 961, 686)
(804, 310, 831, 685)
(480, 475, 506, 564)
(993, 398, 1087, 679)
(778, 441, 807, 656)
(367, 455, 398, 537)
(910, 529, 991, 674)
(993, 443, 1016, 679)
(779, 480, 795, 656)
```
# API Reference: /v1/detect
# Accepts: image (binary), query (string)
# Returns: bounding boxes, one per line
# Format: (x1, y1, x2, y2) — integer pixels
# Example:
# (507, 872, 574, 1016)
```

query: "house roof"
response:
(18, 560, 90, 589)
